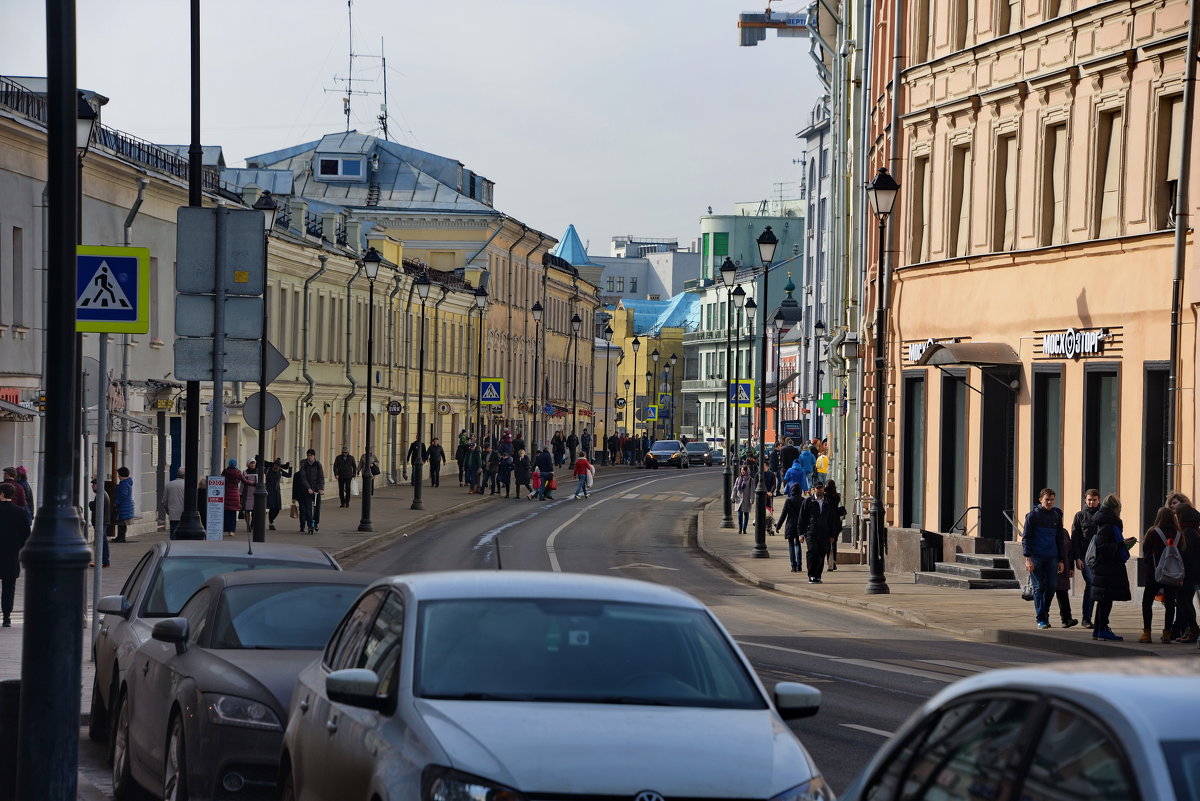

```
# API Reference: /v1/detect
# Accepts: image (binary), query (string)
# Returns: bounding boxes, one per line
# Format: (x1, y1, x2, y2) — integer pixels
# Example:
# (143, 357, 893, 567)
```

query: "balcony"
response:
(682, 329, 730, 345)
(682, 378, 727, 393)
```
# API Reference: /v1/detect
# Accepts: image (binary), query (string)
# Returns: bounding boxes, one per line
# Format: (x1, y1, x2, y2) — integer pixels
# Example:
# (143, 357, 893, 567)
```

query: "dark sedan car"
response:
(112, 569, 376, 801)
(90, 541, 340, 749)
(685, 441, 714, 465)
(643, 440, 690, 469)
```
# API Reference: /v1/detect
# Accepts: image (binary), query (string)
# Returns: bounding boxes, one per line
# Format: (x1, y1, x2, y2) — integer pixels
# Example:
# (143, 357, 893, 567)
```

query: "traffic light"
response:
(37, 393, 46, 412)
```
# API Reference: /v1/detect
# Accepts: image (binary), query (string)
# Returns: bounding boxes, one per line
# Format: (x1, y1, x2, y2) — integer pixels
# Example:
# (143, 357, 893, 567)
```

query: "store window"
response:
(1083, 365, 1120, 498)
(902, 373, 927, 528)
(940, 371, 969, 533)
(1032, 367, 1064, 498)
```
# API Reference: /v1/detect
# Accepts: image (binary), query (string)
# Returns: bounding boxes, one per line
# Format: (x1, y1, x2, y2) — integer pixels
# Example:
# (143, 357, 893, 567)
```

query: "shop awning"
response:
(108, 410, 159, 435)
(916, 342, 1021, 368)
(0, 399, 36, 422)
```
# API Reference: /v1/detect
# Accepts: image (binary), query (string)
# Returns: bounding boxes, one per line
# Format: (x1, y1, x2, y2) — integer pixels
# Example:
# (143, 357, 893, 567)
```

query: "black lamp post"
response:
(773, 309, 786, 447)
(358, 248, 381, 531)
(532, 300, 543, 451)
(410, 272, 432, 510)
(719, 256, 738, 528)
(571, 312, 582, 461)
(632, 336, 641, 448)
(669, 352, 678, 438)
(731, 284, 747, 463)
(650, 349, 660, 441)
(752, 224, 777, 558)
(474, 285, 488, 444)
(624, 379, 631, 444)
(251, 191, 278, 542)
(813, 319, 826, 440)
(865, 166, 899, 595)
(645, 371, 653, 440)
(695, 397, 701, 441)
(603, 324, 614, 465)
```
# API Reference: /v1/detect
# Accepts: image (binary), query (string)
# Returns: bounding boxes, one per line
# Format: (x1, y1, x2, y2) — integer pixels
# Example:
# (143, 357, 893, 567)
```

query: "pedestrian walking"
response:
(514, 449, 533, 499)
(572, 453, 593, 499)
(783, 457, 810, 496)
(427, 438, 446, 487)
(0, 468, 28, 519)
(552, 431, 566, 467)
(513, 431, 526, 455)
(484, 445, 501, 494)
(162, 467, 186, 539)
(1070, 488, 1101, 627)
(814, 450, 829, 489)
(498, 452, 514, 497)
(333, 446, 357, 508)
(775, 485, 805, 572)
(798, 482, 837, 583)
(266, 458, 291, 531)
(1090, 494, 1134, 641)
(113, 466, 135, 542)
(221, 460, 246, 537)
(608, 433, 619, 465)
(498, 429, 514, 457)
(535, 447, 555, 500)
(1138, 505, 1185, 643)
(580, 429, 592, 460)
(1053, 522, 1078, 628)
(0, 483, 30, 627)
(463, 442, 483, 494)
(1172, 500, 1200, 643)
(293, 449, 325, 534)
(1022, 488, 1067, 630)
(14, 466, 33, 525)
(455, 436, 470, 486)
(360, 450, 380, 495)
(731, 466, 754, 534)
(407, 439, 428, 487)
(242, 462, 260, 533)
(824, 480, 846, 570)
(88, 477, 112, 567)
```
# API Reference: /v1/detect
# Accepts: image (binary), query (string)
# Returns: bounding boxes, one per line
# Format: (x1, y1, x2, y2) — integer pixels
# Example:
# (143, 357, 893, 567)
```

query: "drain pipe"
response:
(521, 233, 545, 435)
(342, 262, 363, 450)
(386, 271, 403, 484)
(431, 285, 449, 444)
(117, 177, 148, 464)
(299, 254, 329, 455)
(400, 278, 416, 480)
(505, 225, 531, 432)
(1167, 0, 1198, 490)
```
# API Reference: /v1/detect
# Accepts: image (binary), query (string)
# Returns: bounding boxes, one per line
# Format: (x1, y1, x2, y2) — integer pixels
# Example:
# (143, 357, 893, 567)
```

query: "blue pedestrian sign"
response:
(730, 380, 755, 408)
(480, 378, 505, 405)
(76, 245, 150, 334)
(646, 405, 659, 421)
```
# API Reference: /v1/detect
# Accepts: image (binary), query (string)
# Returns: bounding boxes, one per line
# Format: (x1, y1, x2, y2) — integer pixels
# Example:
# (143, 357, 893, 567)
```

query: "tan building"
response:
(607, 302, 686, 440)
(864, 0, 1198, 549)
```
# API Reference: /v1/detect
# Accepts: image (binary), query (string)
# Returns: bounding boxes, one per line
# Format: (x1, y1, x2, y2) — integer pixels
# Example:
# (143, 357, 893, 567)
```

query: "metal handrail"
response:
(949, 505, 981, 535)
(1002, 509, 1024, 539)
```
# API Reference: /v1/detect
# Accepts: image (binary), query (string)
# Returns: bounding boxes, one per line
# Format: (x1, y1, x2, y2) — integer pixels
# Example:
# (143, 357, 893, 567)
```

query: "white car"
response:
(839, 657, 1200, 801)
(281, 571, 832, 801)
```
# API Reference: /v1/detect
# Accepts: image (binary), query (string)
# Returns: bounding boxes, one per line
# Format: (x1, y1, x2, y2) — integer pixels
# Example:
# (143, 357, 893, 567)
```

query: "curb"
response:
(692, 499, 1158, 660)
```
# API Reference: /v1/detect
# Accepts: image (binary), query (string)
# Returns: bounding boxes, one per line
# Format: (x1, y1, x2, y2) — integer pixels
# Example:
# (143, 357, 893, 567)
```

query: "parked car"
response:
(840, 657, 1200, 801)
(685, 441, 714, 465)
(280, 571, 830, 801)
(643, 439, 690, 469)
(90, 540, 341, 750)
(111, 569, 376, 801)
(711, 447, 727, 466)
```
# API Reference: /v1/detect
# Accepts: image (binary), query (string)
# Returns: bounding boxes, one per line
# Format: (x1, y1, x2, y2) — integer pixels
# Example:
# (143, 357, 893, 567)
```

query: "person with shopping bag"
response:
(573, 453, 593, 500)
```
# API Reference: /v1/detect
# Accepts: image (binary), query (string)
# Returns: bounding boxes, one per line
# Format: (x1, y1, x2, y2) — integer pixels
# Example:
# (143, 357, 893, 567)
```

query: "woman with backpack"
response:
(1139, 505, 1186, 643)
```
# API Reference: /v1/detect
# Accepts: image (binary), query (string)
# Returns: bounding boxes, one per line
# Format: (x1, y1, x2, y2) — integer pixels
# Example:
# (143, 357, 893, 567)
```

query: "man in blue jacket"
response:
(783, 458, 810, 496)
(1023, 488, 1067, 629)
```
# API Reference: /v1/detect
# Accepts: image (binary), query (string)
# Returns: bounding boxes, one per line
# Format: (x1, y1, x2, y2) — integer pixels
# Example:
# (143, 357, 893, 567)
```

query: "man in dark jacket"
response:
(294, 449, 325, 534)
(513, 432, 526, 455)
(534, 447, 555, 500)
(463, 443, 483, 493)
(1070, 489, 1101, 627)
(407, 439, 428, 487)
(427, 438, 446, 487)
(0, 483, 31, 626)
(484, 445, 501, 494)
(775, 485, 806, 572)
(454, 438, 470, 486)
(1, 468, 28, 520)
(778, 439, 800, 480)
(798, 482, 838, 583)
(1023, 488, 1067, 630)
(332, 447, 357, 508)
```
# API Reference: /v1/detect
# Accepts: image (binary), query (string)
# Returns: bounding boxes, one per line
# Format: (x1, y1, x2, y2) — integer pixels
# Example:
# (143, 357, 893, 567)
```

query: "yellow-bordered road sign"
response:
(480, 378, 505, 405)
(76, 245, 151, 333)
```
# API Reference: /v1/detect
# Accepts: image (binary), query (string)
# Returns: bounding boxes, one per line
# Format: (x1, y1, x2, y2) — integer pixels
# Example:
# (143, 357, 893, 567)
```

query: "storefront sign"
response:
(905, 338, 958, 363)
(1041, 328, 1109, 360)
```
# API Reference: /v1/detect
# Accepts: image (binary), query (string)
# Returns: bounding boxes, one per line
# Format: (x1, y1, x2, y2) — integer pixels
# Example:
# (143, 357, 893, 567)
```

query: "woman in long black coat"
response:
(0, 485, 31, 626)
(513, 450, 533, 499)
(1090, 495, 1132, 641)
(265, 459, 292, 531)
(774, 485, 806, 573)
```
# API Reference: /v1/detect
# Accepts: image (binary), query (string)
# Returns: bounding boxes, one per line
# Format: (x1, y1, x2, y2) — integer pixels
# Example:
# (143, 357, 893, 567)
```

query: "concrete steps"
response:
(915, 552, 1021, 590)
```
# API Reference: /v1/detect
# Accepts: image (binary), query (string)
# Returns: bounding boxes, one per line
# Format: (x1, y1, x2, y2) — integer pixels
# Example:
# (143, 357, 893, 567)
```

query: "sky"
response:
(2, 0, 820, 252)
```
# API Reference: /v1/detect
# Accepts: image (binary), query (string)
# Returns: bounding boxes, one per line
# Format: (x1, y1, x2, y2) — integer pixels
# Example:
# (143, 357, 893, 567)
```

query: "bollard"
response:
(0, 679, 19, 801)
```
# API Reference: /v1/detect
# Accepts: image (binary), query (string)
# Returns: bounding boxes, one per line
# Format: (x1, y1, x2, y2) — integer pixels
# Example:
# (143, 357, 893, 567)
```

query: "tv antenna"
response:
(326, 1, 384, 133)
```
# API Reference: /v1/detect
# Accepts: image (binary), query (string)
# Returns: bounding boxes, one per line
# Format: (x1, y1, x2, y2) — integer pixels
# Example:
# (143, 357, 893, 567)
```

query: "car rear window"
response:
(142, 556, 334, 616)
(415, 598, 765, 709)
(685, 444, 709, 452)
(1163, 741, 1200, 801)
(209, 583, 366, 649)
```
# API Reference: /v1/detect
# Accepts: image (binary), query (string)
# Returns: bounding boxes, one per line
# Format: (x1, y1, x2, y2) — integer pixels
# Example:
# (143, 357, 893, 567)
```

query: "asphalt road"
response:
(346, 466, 1061, 794)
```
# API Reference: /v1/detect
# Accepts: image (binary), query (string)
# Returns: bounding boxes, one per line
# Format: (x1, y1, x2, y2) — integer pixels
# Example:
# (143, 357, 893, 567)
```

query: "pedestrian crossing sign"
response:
(729, 380, 754, 408)
(75, 246, 150, 333)
(480, 378, 505, 405)
(646, 405, 659, 421)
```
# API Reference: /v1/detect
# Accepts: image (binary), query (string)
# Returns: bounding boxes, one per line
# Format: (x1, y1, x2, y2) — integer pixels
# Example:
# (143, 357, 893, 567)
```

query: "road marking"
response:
(547, 477, 672, 572)
(841, 723, 893, 738)
(737, 641, 960, 683)
(610, 563, 679, 571)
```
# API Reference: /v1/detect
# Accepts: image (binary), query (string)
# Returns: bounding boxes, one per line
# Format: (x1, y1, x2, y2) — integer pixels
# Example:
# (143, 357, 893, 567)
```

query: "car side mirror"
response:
(97, 594, 132, 619)
(773, 681, 821, 719)
(151, 617, 189, 655)
(327, 668, 389, 713)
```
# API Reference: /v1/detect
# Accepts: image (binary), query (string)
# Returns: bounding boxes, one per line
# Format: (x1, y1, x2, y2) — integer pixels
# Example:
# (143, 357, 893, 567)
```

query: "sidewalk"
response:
(695, 498, 1190, 659)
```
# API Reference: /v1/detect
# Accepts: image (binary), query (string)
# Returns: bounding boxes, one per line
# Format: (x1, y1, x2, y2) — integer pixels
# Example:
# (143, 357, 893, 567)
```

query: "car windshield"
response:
(1164, 740, 1200, 800)
(415, 598, 766, 709)
(685, 443, 710, 453)
(651, 441, 682, 452)
(209, 583, 364, 650)
(143, 556, 334, 617)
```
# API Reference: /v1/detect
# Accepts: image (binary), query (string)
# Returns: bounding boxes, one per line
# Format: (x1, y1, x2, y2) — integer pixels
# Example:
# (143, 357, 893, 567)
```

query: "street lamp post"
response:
(719, 257, 737, 528)
(632, 337, 641, 460)
(812, 319, 826, 441)
(865, 166, 899, 595)
(603, 324, 614, 465)
(752, 225, 777, 558)
(358, 248, 381, 531)
(650, 349, 660, 441)
(624, 379, 631, 453)
(773, 309, 786, 450)
(645, 371, 653, 442)
(532, 300, 543, 451)
(251, 191, 278, 542)
(474, 286, 488, 444)
(695, 397, 701, 441)
(731, 284, 747, 464)
(571, 312, 582, 461)
(410, 272, 431, 511)
(669, 352, 678, 438)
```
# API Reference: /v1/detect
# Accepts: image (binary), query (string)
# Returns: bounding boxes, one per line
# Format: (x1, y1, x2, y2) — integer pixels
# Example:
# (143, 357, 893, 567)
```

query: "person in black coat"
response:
(1090, 495, 1134, 641)
(775, 485, 806, 572)
(513, 450, 533, 499)
(293, 450, 325, 534)
(265, 459, 292, 530)
(1172, 501, 1200, 642)
(0, 483, 31, 626)
(1070, 489, 1101, 627)
(534, 448, 555, 500)
(427, 438, 446, 487)
(798, 483, 839, 583)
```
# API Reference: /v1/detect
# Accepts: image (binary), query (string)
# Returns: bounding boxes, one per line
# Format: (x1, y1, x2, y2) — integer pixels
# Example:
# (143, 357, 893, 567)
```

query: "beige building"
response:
(872, 0, 1198, 546)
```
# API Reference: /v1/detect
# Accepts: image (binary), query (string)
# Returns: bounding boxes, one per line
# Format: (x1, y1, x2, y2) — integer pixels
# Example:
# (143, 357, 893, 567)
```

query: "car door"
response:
(295, 588, 385, 801)
(97, 550, 154, 710)
(1015, 703, 1140, 801)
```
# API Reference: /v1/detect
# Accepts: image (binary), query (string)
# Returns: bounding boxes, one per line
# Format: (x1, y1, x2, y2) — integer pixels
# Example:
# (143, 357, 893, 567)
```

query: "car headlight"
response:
(203, 693, 283, 731)
(770, 775, 835, 801)
(423, 766, 526, 801)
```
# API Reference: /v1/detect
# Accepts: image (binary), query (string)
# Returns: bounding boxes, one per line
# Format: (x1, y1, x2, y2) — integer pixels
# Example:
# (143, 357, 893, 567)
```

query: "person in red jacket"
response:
(221, 459, 246, 537)
(572, 454, 593, 500)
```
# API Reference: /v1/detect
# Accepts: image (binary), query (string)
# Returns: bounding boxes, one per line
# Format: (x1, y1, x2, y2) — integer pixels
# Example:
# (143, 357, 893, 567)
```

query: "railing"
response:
(682, 378, 727, 392)
(949, 506, 982, 535)
(0, 77, 46, 122)
(682, 329, 731, 344)
(305, 210, 323, 239)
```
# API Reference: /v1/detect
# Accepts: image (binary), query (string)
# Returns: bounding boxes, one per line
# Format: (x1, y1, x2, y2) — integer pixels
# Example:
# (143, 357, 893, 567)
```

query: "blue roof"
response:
(221, 168, 294, 195)
(550, 224, 599, 267)
(621, 293, 699, 335)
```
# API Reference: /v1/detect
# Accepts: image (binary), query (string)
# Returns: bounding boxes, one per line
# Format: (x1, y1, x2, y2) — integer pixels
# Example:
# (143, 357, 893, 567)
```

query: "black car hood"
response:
(194, 649, 321, 718)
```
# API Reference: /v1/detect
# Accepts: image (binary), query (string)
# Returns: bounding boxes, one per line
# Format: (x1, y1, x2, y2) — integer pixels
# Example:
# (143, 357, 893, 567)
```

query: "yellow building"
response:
(607, 302, 686, 440)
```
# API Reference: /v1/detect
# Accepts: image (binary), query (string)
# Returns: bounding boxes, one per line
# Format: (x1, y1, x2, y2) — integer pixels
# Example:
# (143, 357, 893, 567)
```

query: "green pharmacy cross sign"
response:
(817, 392, 840, 414)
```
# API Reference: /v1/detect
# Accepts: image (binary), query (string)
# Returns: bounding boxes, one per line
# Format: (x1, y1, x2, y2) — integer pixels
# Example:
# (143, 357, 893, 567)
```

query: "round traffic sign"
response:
(243, 392, 283, 431)
(387, 400, 403, 416)
(614, 397, 627, 409)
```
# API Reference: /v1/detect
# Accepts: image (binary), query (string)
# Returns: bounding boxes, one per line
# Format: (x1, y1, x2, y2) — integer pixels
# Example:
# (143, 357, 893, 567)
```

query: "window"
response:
(997, 0, 1020, 35)
(992, 134, 1018, 251)
(1083, 366, 1119, 498)
(712, 232, 730, 258)
(702, 233, 711, 276)
(121, 552, 154, 600)
(362, 593, 405, 697)
(1143, 364, 1170, 532)
(606, 277, 614, 292)
(954, 0, 974, 49)
(910, 155, 931, 261)
(617, 277, 625, 292)
(1155, 95, 1183, 230)
(325, 589, 386, 670)
(277, 285, 288, 352)
(948, 144, 972, 258)
(11, 227, 23, 326)
(1093, 110, 1123, 238)
(630, 277, 638, 293)
(1021, 705, 1137, 801)
(148, 256, 159, 340)
(316, 156, 364, 180)
(1032, 368, 1063, 500)
(1041, 123, 1069, 246)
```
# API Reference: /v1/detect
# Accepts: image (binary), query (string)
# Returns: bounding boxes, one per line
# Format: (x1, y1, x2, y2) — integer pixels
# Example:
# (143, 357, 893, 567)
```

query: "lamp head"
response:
(624, 380, 631, 391)
(252, 190, 279, 234)
(603, 325, 614, 343)
(414, 272, 432, 299)
(651, 349, 659, 363)
(756, 226, 779, 268)
(531, 300, 543, 322)
(814, 319, 826, 334)
(732, 285, 746, 309)
(571, 313, 582, 334)
(474, 285, 488, 310)
(866, 166, 900, 217)
(76, 94, 99, 153)
(745, 297, 757, 323)
(632, 337, 641, 354)
(362, 247, 382, 280)
(773, 309, 785, 331)
(670, 352, 678, 366)
(719, 256, 737, 287)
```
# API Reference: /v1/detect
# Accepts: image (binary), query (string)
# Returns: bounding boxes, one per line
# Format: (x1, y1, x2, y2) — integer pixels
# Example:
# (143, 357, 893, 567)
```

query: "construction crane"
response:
(737, 0, 813, 46)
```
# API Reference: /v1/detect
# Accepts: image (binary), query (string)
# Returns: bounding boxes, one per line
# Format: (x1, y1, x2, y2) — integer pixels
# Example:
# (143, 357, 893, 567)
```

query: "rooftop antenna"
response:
(326, 0, 381, 132)
(377, 38, 391, 141)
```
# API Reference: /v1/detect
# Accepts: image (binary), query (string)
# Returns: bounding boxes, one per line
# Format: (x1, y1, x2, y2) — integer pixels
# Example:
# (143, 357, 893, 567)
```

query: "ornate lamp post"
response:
(624, 378, 631, 449)
(602, 324, 614, 464)
(532, 300, 543, 450)
(571, 312, 582, 461)
(650, 348, 660, 440)
(731, 284, 747, 463)
(632, 336, 642, 447)
(773, 309, 786, 447)
(669, 352, 678, 438)
(645, 370, 653, 441)
(719, 256, 738, 528)
(865, 166, 900, 595)
(251, 191, 278, 542)
(358, 247, 381, 531)
(474, 285, 488, 444)
(752, 225, 777, 558)
(410, 272, 432, 511)
(813, 318, 826, 440)
(695, 397, 702, 441)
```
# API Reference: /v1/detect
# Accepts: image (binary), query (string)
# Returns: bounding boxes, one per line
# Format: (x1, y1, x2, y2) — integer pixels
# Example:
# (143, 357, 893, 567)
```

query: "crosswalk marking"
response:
(842, 723, 893, 738)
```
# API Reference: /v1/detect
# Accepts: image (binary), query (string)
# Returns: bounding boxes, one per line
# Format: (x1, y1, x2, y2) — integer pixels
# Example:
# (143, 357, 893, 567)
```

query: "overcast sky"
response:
(3, 0, 819, 252)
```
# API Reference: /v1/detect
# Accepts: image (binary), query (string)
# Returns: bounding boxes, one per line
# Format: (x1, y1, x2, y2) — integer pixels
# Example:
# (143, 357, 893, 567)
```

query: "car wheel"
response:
(163, 714, 188, 801)
(111, 691, 140, 801)
(87, 673, 107, 742)
(278, 767, 297, 801)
